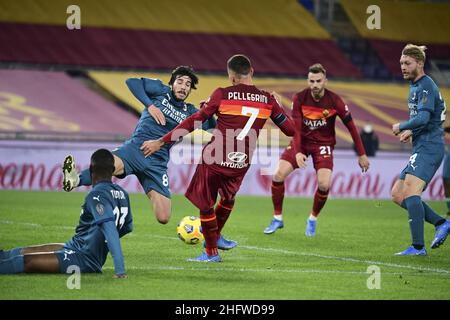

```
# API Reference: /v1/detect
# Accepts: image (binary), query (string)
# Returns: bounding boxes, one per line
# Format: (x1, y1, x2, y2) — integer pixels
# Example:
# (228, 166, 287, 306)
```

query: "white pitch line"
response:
(0, 220, 73, 230)
(146, 235, 450, 275)
(103, 265, 448, 276)
(2, 220, 449, 275)
(238, 245, 450, 275)
(0, 220, 41, 228)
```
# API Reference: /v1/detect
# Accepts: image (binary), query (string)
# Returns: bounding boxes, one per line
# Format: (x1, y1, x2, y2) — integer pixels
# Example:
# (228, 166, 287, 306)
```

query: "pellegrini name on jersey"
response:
(228, 91, 268, 103)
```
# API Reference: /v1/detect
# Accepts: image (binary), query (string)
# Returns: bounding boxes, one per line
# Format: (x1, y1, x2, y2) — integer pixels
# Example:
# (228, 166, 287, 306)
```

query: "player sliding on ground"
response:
(141, 54, 295, 262)
(62, 66, 215, 225)
(263, 63, 370, 237)
(391, 44, 450, 256)
(1, 149, 132, 277)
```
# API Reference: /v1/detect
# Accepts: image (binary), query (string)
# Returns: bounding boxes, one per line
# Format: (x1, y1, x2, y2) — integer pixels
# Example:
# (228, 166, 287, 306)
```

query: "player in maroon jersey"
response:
(141, 54, 295, 262)
(264, 63, 370, 237)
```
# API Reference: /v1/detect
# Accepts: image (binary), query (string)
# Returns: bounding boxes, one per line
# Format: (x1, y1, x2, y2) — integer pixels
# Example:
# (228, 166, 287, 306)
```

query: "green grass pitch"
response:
(0, 190, 449, 300)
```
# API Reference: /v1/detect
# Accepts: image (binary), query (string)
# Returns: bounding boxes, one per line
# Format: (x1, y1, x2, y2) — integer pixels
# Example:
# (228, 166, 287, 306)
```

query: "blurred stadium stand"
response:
(315, 0, 450, 84)
(0, 0, 449, 151)
(0, 69, 136, 141)
(0, 0, 360, 78)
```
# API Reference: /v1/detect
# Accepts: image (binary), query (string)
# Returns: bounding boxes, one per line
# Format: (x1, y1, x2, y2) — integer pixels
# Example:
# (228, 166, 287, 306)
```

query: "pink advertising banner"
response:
(0, 140, 444, 200)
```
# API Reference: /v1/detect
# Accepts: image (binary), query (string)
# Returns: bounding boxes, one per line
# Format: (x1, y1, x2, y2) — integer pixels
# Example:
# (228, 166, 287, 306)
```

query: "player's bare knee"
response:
(317, 181, 330, 192)
(390, 180, 404, 204)
(155, 210, 171, 224)
(390, 185, 401, 203)
(401, 180, 419, 198)
(391, 191, 403, 205)
(156, 215, 170, 224)
(403, 179, 412, 189)
(273, 170, 287, 183)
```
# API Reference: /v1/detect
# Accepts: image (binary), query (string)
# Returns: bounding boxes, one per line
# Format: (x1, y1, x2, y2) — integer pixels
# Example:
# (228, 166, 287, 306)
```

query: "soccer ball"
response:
(177, 216, 204, 245)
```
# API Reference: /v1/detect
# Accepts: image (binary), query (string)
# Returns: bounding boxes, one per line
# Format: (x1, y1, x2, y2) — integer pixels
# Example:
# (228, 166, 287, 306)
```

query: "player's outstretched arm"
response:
(140, 90, 221, 157)
(126, 78, 166, 125)
(140, 110, 210, 157)
(140, 89, 222, 157)
(394, 110, 431, 134)
(334, 95, 367, 161)
(100, 220, 127, 278)
(340, 114, 369, 172)
(358, 155, 370, 173)
(126, 78, 154, 107)
(274, 113, 295, 136)
(191, 102, 217, 131)
(269, 93, 295, 137)
(202, 115, 216, 131)
(395, 82, 434, 134)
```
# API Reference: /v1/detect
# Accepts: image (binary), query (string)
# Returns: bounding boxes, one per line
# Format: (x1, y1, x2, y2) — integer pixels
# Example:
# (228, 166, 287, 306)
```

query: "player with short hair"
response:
(62, 66, 215, 225)
(1, 149, 132, 277)
(391, 44, 450, 256)
(263, 63, 370, 236)
(141, 54, 295, 262)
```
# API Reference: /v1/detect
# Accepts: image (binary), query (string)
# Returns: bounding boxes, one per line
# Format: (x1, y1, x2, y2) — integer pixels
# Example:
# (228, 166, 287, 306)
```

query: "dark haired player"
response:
(141, 54, 295, 262)
(63, 66, 215, 225)
(1, 149, 132, 278)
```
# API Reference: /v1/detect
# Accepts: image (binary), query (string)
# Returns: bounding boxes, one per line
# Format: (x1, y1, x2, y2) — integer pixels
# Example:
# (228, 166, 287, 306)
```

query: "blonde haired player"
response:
(391, 44, 450, 255)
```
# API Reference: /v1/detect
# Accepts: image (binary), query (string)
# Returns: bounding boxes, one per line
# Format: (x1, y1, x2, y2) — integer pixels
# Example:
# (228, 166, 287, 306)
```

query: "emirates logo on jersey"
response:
(227, 151, 248, 163)
(303, 118, 327, 130)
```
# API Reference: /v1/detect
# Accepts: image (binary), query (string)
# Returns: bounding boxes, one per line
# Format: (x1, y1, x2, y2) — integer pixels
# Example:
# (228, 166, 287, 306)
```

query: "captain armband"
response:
(342, 114, 353, 125)
(273, 113, 287, 126)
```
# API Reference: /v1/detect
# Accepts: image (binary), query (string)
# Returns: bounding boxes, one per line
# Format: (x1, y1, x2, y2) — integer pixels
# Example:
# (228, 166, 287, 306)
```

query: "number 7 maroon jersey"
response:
(197, 83, 294, 176)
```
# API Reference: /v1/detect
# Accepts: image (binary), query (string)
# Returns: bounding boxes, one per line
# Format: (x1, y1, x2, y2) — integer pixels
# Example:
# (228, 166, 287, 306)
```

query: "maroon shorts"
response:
(185, 164, 245, 211)
(280, 142, 334, 171)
